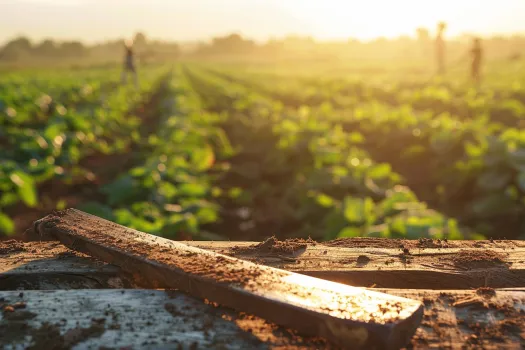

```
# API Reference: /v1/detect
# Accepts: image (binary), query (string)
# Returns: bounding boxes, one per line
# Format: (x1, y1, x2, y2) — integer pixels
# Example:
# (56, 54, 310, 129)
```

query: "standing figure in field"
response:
(470, 38, 483, 85)
(435, 22, 447, 75)
(121, 40, 139, 88)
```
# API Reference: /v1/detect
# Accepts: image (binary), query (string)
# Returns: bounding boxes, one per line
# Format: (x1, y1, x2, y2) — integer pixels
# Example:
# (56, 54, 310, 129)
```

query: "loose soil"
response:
(231, 312, 333, 349)
(0, 240, 26, 255)
(410, 291, 525, 348)
(323, 237, 523, 249)
(450, 250, 508, 269)
(476, 287, 497, 298)
(0, 240, 88, 261)
(231, 236, 315, 256)
(461, 303, 525, 347)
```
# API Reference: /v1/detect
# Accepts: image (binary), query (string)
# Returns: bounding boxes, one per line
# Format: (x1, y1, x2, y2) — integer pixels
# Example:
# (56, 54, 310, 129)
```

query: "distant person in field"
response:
(470, 38, 483, 85)
(436, 22, 447, 75)
(121, 40, 139, 88)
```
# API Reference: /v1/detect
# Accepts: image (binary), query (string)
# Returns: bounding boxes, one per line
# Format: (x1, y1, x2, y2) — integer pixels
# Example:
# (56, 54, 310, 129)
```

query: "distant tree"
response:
(211, 33, 255, 53)
(60, 41, 85, 57)
(262, 39, 284, 52)
(35, 39, 57, 57)
(0, 36, 32, 60)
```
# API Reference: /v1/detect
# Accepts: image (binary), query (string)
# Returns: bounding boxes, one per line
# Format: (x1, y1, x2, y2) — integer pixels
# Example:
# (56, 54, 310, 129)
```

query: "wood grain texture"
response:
(1, 289, 523, 349)
(185, 240, 525, 289)
(0, 241, 134, 290)
(29, 209, 425, 350)
(2, 238, 525, 290)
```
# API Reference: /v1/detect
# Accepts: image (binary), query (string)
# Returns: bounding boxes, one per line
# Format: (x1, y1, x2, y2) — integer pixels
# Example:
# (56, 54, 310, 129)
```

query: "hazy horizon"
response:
(2, 0, 525, 45)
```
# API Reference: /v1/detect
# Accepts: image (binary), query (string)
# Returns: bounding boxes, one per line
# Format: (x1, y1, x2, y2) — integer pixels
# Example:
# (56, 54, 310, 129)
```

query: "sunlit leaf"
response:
(315, 193, 334, 208)
(9, 171, 37, 207)
(0, 212, 15, 235)
(191, 145, 215, 171)
(368, 163, 391, 179)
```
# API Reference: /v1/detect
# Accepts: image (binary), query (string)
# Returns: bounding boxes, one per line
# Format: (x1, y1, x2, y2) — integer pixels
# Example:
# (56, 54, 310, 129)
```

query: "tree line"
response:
(1, 30, 524, 65)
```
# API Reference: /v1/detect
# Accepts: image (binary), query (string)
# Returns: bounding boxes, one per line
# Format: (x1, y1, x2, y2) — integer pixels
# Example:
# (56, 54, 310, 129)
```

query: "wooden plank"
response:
(30, 209, 424, 350)
(3, 239, 525, 290)
(185, 239, 525, 289)
(0, 289, 314, 350)
(0, 241, 134, 290)
(1, 289, 524, 350)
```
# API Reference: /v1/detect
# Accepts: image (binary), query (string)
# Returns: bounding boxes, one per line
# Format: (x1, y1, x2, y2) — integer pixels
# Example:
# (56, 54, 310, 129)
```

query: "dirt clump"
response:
(417, 238, 449, 249)
(476, 287, 496, 298)
(323, 237, 521, 250)
(356, 255, 371, 266)
(2, 301, 27, 313)
(451, 250, 508, 269)
(0, 240, 26, 255)
(232, 236, 312, 256)
(1, 298, 36, 322)
(324, 237, 404, 249)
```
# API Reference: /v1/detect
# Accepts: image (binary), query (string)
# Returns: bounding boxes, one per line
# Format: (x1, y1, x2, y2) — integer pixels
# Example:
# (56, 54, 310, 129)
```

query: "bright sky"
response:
(1, 0, 525, 44)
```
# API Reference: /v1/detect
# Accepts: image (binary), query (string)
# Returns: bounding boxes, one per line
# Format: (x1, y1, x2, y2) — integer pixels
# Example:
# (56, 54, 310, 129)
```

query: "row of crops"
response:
(185, 65, 525, 240)
(1, 63, 525, 240)
(0, 66, 169, 234)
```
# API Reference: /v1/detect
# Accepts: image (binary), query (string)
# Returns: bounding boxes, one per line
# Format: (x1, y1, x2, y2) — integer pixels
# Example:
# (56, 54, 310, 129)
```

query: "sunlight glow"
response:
(274, 0, 525, 40)
(1, 0, 525, 43)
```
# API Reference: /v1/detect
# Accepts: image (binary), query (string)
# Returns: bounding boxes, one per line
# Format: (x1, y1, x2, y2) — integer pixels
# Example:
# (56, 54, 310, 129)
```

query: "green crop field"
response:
(1, 61, 525, 242)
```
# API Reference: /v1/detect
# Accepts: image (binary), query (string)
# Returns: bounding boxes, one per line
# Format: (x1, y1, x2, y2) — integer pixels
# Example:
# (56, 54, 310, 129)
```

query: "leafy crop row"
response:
(0, 67, 167, 235)
(184, 66, 474, 241)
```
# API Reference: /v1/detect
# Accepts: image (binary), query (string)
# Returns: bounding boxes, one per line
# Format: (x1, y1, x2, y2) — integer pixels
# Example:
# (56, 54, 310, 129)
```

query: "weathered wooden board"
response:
(1, 289, 524, 350)
(185, 239, 525, 289)
(3, 238, 525, 290)
(0, 241, 134, 290)
(29, 209, 425, 350)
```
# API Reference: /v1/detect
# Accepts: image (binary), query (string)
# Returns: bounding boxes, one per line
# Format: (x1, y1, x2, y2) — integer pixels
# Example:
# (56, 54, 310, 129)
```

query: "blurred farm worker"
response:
(436, 22, 447, 74)
(121, 40, 139, 88)
(471, 38, 483, 84)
